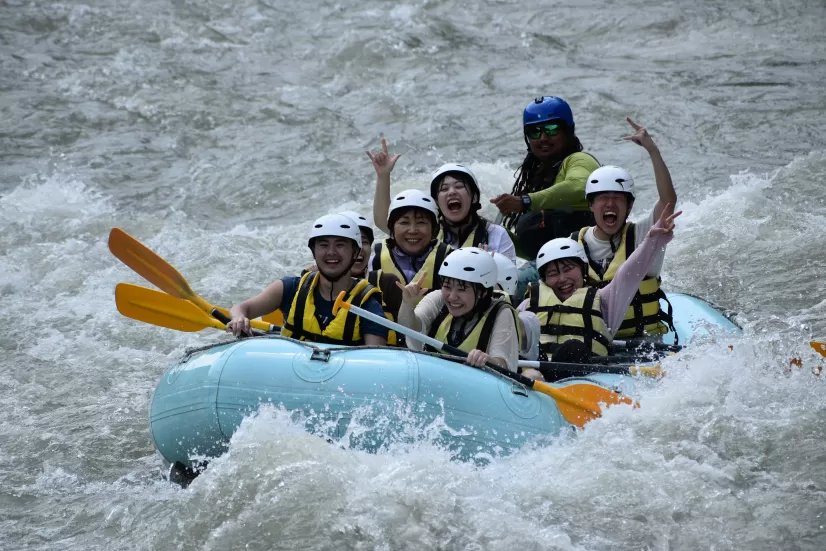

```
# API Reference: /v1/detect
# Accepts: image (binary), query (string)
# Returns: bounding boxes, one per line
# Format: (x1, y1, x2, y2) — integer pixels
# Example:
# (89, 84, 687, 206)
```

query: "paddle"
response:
(811, 341, 826, 358)
(518, 359, 662, 378)
(108, 228, 279, 332)
(115, 283, 271, 335)
(332, 292, 636, 428)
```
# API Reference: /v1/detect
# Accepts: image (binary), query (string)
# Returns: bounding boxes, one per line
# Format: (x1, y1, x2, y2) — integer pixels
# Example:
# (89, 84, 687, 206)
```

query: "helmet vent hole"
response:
(463, 267, 475, 272)
(560, 245, 570, 250)
(314, 224, 323, 228)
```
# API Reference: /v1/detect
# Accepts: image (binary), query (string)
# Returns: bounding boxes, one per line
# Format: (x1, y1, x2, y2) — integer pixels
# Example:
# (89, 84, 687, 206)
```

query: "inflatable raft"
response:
(149, 292, 740, 483)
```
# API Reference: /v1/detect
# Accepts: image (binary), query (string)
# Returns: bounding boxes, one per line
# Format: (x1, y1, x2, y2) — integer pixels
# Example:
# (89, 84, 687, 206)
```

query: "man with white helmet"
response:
(368, 189, 452, 316)
(396, 247, 519, 371)
(573, 118, 678, 340)
(491, 252, 541, 362)
(365, 139, 515, 258)
(521, 205, 681, 381)
(227, 214, 388, 346)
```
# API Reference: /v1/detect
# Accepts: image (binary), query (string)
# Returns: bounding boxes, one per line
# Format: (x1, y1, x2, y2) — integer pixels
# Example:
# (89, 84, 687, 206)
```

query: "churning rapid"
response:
(2, 0, 826, 549)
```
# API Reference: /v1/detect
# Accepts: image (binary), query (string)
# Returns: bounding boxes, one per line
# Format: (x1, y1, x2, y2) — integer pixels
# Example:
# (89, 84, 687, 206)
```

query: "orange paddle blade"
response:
(810, 341, 826, 358)
(115, 283, 224, 332)
(532, 379, 637, 429)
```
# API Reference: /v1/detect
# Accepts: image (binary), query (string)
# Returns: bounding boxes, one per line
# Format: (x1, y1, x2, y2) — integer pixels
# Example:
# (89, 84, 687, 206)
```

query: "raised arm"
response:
(623, 117, 676, 221)
(597, 205, 681, 335)
(227, 280, 285, 336)
(365, 137, 401, 234)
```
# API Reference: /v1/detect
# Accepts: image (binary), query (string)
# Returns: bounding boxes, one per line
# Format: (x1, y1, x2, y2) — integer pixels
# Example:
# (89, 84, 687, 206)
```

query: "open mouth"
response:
(446, 199, 463, 213)
(558, 282, 574, 295)
(602, 211, 618, 226)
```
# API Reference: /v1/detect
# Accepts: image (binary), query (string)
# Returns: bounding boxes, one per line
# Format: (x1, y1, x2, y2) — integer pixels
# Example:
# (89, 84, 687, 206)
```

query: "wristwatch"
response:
(521, 195, 532, 213)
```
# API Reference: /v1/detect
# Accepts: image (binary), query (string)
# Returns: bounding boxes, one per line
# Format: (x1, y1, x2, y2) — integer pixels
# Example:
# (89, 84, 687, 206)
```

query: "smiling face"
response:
(525, 122, 569, 161)
(440, 277, 478, 317)
(543, 258, 584, 301)
(313, 236, 357, 280)
(350, 229, 372, 277)
(436, 175, 475, 224)
(391, 208, 433, 256)
(590, 192, 633, 238)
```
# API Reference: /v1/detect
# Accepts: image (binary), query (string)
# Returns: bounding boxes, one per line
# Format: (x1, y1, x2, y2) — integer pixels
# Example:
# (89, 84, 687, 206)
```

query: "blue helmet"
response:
(522, 96, 574, 128)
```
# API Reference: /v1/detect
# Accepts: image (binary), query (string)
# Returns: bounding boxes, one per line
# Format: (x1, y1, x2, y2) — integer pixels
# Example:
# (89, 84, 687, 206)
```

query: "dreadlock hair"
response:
(503, 123, 584, 230)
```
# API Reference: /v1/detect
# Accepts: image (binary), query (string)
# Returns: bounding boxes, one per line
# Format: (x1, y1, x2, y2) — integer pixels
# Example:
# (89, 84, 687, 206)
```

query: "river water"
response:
(2, 0, 826, 549)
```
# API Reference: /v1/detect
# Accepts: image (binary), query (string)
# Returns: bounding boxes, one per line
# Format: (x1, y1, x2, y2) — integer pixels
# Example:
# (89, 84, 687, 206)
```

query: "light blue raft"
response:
(149, 293, 740, 481)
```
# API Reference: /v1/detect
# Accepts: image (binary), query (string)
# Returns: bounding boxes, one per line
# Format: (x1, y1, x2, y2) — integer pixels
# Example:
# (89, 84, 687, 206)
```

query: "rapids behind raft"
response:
(150, 293, 740, 486)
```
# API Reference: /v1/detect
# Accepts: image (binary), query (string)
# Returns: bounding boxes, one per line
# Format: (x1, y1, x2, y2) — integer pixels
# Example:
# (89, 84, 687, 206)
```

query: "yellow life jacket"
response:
(281, 272, 381, 346)
(437, 216, 490, 248)
(369, 239, 451, 288)
(574, 223, 676, 341)
(426, 299, 517, 356)
(367, 271, 399, 347)
(527, 282, 611, 357)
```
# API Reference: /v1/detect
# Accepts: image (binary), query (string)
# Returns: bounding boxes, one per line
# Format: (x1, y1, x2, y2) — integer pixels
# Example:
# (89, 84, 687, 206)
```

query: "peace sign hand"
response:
(365, 137, 401, 178)
(647, 203, 682, 239)
(622, 117, 657, 153)
(396, 270, 429, 306)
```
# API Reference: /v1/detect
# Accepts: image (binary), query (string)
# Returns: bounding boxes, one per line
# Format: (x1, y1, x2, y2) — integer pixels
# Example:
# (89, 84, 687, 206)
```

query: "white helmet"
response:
(307, 214, 362, 249)
(429, 163, 480, 199)
(536, 238, 588, 271)
(491, 252, 518, 296)
(339, 211, 374, 243)
(387, 189, 440, 222)
(438, 247, 498, 289)
(585, 165, 635, 200)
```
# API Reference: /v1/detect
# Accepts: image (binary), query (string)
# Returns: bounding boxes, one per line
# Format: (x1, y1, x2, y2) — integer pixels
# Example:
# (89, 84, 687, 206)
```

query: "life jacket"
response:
(369, 239, 451, 289)
(425, 299, 518, 357)
(438, 216, 489, 249)
(574, 223, 677, 341)
(367, 271, 400, 346)
(281, 272, 380, 346)
(527, 282, 611, 357)
(493, 289, 526, 353)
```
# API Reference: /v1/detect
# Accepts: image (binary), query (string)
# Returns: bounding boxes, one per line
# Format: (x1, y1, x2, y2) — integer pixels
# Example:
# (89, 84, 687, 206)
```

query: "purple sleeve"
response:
(597, 226, 673, 336)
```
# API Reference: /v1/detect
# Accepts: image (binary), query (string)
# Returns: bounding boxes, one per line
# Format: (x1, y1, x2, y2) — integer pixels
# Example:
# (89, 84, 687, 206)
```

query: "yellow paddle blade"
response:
(115, 283, 224, 332)
(109, 228, 218, 315)
(630, 363, 663, 378)
(811, 341, 826, 358)
(262, 309, 284, 326)
(532, 379, 637, 429)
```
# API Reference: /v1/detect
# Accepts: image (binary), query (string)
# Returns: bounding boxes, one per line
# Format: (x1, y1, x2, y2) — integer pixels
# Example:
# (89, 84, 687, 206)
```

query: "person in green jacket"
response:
(490, 96, 600, 260)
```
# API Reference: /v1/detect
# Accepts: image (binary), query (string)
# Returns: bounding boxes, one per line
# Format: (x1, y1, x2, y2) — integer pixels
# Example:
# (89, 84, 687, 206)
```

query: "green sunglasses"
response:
(525, 122, 560, 140)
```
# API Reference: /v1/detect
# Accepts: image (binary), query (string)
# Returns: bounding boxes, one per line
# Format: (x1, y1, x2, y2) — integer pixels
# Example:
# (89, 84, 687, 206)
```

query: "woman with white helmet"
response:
(572, 118, 678, 340)
(368, 189, 452, 314)
(396, 247, 520, 371)
(365, 140, 515, 258)
(521, 205, 681, 381)
(491, 252, 541, 362)
(227, 214, 388, 346)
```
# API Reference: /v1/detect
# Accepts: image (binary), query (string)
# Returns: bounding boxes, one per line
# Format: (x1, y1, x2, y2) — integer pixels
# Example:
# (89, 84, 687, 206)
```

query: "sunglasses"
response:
(525, 123, 560, 140)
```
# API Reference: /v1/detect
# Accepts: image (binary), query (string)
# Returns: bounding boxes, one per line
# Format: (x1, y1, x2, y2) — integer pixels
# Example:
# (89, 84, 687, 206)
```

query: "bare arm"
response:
(624, 117, 676, 221)
(227, 280, 285, 336)
(365, 137, 400, 234)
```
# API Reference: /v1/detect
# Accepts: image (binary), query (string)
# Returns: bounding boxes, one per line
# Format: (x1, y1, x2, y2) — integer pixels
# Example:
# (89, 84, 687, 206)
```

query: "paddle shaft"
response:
(518, 359, 660, 377)
(615, 339, 681, 353)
